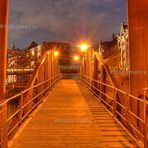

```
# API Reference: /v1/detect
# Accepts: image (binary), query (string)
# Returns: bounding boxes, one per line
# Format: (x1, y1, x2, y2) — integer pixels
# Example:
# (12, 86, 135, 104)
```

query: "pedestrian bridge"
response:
(0, 49, 146, 148)
(10, 80, 136, 148)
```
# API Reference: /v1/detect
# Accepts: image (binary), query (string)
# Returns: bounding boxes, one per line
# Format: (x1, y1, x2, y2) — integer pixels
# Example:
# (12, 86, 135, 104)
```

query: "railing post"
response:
(125, 93, 129, 127)
(100, 66, 106, 101)
(0, 104, 8, 148)
(113, 87, 117, 116)
(144, 90, 148, 148)
(92, 55, 98, 95)
(51, 50, 54, 85)
(38, 65, 44, 99)
(44, 54, 49, 92)
(20, 92, 23, 124)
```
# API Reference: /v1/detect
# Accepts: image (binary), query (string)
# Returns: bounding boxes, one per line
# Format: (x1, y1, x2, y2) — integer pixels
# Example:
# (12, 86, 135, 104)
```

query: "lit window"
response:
(31, 49, 35, 56)
(31, 61, 35, 66)
(37, 48, 41, 57)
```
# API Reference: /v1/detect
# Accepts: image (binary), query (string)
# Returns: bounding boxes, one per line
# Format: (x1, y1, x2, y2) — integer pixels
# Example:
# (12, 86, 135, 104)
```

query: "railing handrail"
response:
(80, 74, 145, 147)
(144, 87, 148, 91)
(0, 48, 61, 147)
(94, 52, 121, 89)
(6, 74, 61, 122)
(0, 74, 61, 144)
(0, 74, 61, 108)
(81, 74, 145, 102)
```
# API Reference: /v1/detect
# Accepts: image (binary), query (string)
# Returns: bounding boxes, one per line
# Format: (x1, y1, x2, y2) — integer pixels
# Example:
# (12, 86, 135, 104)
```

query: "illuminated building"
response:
(93, 34, 119, 59)
(92, 22, 129, 71)
(48, 42, 71, 65)
(117, 22, 129, 70)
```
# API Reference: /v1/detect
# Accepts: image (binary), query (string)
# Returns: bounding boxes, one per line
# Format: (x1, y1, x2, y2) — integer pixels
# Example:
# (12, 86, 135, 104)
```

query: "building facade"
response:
(94, 22, 129, 71)
(48, 42, 71, 66)
(7, 41, 71, 88)
(117, 22, 129, 70)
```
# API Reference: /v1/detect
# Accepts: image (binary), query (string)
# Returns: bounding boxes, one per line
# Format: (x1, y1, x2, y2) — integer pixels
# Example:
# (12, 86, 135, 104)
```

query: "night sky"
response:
(8, 0, 127, 49)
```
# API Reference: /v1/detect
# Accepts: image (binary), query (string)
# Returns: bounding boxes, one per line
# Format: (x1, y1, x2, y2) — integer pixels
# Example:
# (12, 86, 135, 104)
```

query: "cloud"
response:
(8, 0, 126, 48)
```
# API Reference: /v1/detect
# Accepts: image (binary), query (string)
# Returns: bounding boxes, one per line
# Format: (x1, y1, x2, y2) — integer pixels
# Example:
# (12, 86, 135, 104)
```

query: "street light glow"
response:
(77, 43, 90, 52)
(74, 55, 80, 61)
(54, 51, 59, 57)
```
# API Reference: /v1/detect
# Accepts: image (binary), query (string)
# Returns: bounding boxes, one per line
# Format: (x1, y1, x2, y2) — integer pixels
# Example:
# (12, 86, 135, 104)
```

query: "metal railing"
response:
(0, 74, 61, 144)
(80, 74, 147, 147)
(62, 73, 79, 79)
(144, 87, 148, 147)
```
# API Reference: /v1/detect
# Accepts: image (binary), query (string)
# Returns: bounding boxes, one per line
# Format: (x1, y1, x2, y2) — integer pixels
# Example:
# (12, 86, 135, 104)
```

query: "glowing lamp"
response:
(77, 43, 90, 52)
(74, 56, 80, 61)
(54, 51, 59, 57)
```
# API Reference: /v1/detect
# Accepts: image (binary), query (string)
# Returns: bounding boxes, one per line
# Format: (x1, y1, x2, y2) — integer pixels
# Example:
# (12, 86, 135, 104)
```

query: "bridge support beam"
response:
(92, 56, 99, 95)
(127, 0, 148, 147)
(127, 0, 148, 98)
(100, 66, 106, 101)
(0, 0, 9, 147)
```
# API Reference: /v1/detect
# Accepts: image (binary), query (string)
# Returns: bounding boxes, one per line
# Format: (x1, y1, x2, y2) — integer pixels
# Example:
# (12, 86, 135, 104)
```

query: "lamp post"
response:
(77, 43, 91, 77)
(53, 50, 59, 76)
(77, 43, 100, 96)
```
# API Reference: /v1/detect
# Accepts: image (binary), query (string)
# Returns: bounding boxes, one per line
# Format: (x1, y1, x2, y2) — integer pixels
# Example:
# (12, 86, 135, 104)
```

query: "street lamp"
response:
(77, 43, 93, 77)
(77, 43, 90, 52)
(54, 51, 59, 57)
(73, 55, 80, 61)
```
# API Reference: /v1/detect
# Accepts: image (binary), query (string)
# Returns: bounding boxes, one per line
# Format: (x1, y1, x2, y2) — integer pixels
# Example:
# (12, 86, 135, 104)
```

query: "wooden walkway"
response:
(10, 80, 136, 148)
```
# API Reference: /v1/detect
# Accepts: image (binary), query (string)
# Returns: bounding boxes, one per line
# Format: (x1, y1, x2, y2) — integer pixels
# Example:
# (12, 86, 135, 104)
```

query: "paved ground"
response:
(10, 80, 136, 148)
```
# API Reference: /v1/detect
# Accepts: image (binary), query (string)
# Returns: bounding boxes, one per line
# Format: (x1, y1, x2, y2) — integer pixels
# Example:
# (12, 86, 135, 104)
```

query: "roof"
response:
(123, 24, 128, 30)
(101, 38, 119, 59)
(26, 41, 38, 50)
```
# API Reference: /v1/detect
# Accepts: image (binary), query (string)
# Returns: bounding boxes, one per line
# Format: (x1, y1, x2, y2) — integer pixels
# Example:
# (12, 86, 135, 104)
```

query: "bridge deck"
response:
(10, 80, 136, 148)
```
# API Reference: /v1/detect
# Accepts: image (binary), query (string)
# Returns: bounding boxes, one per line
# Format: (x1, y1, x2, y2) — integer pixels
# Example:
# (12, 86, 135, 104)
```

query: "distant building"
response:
(7, 43, 26, 85)
(92, 22, 129, 71)
(6, 41, 71, 88)
(6, 42, 42, 87)
(93, 34, 119, 59)
(27, 41, 38, 49)
(25, 42, 44, 67)
(117, 22, 129, 70)
(99, 36, 119, 59)
(48, 42, 71, 66)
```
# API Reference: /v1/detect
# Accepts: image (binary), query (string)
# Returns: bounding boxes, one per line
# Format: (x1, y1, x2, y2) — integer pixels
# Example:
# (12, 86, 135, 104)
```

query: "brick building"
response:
(48, 42, 71, 65)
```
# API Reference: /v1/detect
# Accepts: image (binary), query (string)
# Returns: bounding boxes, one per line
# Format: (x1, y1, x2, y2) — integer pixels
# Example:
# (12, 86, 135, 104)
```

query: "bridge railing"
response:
(144, 87, 148, 147)
(0, 49, 62, 147)
(9, 75, 60, 136)
(80, 74, 146, 147)
(1, 74, 61, 139)
(62, 73, 79, 79)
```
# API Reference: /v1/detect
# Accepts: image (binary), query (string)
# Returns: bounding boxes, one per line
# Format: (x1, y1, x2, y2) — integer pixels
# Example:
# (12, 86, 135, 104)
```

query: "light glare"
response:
(77, 43, 90, 52)
(74, 56, 80, 61)
(54, 51, 59, 57)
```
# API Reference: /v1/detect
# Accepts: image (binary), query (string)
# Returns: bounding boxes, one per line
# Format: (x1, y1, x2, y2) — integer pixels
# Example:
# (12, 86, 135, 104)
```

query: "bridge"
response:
(9, 80, 136, 148)
(1, 0, 148, 148)
(0, 49, 145, 148)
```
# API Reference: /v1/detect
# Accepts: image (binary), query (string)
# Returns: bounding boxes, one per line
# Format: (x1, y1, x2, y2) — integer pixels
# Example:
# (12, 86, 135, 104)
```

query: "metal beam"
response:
(127, 0, 148, 147)
(127, 0, 148, 96)
(0, 0, 9, 147)
(0, 0, 8, 101)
